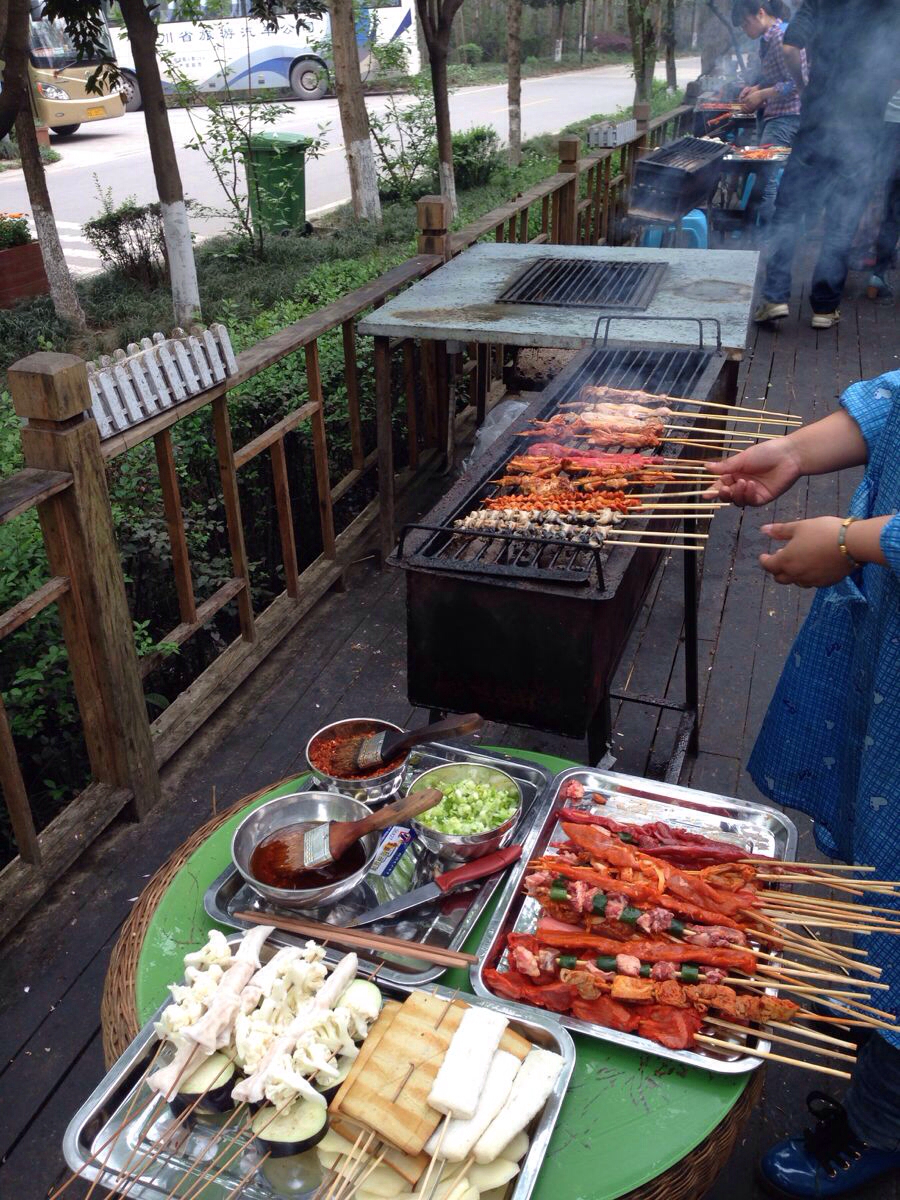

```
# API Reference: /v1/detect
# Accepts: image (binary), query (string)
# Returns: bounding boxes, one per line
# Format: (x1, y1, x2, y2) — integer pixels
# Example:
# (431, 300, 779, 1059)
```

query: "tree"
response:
(415, 0, 466, 219)
(328, 0, 381, 223)
(662, 0, 676, 90)
(115, 0, 201, 325)
(507, 0, 524, 166)
(0, 0, 87, 329)
(626, 0, 659, 102)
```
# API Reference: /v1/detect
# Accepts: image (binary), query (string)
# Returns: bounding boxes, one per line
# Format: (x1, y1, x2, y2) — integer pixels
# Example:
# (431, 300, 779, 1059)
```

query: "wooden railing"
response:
(0, 99, 695, 938)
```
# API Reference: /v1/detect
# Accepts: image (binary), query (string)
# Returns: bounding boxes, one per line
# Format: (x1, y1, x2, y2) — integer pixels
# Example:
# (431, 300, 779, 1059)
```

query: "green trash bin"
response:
(244, 131, 312, 236)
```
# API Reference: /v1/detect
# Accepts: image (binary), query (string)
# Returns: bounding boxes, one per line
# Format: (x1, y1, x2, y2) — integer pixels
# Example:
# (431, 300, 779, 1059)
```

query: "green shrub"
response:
(455, 42, 483, 65)
(446, 126, 503, 191)
(83, 182, 169, 288)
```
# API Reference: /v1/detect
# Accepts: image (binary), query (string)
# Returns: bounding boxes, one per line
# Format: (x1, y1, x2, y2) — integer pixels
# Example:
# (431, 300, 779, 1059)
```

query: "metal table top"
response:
(358, 243, 761, 358)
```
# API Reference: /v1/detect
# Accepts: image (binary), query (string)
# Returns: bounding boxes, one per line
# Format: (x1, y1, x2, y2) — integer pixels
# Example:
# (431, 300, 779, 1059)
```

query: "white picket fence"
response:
(87, 324, 237, 439)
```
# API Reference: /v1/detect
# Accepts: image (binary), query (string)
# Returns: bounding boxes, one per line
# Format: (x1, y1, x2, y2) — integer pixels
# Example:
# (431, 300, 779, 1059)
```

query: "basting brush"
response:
(331, 712, 483, 775)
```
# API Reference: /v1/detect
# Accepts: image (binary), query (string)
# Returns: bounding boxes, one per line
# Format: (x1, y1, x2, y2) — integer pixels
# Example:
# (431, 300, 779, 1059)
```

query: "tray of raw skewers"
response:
(450, 384, 796, 555)
(62, 928, 573, 1200)
(473, 769, 900, 1078)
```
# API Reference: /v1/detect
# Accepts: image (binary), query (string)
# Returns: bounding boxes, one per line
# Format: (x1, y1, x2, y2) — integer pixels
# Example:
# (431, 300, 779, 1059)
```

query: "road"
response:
(1, 57, 699, 274)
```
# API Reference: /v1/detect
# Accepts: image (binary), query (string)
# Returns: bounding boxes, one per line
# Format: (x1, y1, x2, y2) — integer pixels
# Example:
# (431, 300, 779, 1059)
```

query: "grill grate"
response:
(642, 137, 729, 171)
(497, 258, 669, 311)
(401, 346, 714, 588)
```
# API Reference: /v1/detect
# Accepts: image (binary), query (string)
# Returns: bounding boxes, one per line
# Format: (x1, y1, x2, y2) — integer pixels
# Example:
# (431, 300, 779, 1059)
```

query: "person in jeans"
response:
(706, 370, 900, 1196)
(868, 91, 900, 301)
(752, 0, 900, 330)
(731, 1, 806, 223)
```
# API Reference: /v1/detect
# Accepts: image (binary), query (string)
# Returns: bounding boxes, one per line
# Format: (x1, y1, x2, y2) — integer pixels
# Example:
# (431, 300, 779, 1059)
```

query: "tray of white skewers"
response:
(63, 926, 574, 1200)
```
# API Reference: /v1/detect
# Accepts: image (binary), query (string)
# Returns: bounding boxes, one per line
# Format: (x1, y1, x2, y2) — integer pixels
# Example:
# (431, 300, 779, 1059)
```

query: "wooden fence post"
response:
(7, 352, 161, 818)
(634, 101, 652, 158)
(556, 135, 581, 245)
(417, 195, 451, 261)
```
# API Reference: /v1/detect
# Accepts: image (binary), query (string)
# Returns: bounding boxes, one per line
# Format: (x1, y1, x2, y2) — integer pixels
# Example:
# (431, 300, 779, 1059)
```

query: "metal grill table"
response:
(359, 243, 759, 358)
(394, 343, 731, 776)
(497, 258, 669, 310)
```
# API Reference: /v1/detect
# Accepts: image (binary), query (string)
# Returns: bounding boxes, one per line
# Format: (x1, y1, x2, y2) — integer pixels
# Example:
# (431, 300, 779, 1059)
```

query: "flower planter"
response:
(0, 241, 49, 308)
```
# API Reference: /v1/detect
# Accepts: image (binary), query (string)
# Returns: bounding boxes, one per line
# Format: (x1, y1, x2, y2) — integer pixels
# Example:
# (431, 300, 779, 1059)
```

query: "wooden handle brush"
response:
(257, 787, 445, 872)
(331, 713, 483, 775)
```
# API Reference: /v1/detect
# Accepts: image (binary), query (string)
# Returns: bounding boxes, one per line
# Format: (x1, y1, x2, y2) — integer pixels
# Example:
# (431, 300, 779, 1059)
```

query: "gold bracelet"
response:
(838, 516, 860, 570)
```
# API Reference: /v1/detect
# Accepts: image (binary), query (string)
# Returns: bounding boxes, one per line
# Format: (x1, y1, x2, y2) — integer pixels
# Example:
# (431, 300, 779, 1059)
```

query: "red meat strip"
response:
(572, 995, 641, 1032)
(637, 1005, 703, 1050)
(534, 923, 758, 975)
(483, 968, 575, 1013)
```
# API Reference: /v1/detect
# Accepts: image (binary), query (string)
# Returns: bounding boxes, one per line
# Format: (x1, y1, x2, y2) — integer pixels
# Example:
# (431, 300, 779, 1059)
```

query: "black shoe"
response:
(758, 1091, 900, 1198)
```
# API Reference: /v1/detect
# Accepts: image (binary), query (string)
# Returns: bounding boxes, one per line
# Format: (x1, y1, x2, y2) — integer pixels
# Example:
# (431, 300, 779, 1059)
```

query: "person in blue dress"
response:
(707, 369, 900, 1197)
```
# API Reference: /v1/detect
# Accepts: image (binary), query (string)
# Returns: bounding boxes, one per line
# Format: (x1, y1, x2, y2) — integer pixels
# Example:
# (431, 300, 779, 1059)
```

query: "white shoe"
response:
(754, 300, 789, 322)
(811, 310, 840, 329)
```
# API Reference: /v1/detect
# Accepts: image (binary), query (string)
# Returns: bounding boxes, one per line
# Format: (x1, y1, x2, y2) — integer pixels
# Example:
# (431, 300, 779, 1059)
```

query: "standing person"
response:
(751, 0, 900, 330)
(867, 90, 900, 301)
(731, 1, 806, 223)
(705, 370, 900, 1196)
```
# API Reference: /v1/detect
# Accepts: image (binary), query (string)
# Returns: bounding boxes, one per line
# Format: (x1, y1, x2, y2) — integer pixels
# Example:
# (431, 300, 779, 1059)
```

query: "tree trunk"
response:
(429, 44, 458, 219)
(15, 111, 86, 330)
(507, 0, 523, 167)
(328, 0, 382, 223)
(626, 0, 658, 102)
(553, 0, 565, 60)
(664, 0, 676, 89)
(119, 0, 200, 326)
(0, 0, 31, 141)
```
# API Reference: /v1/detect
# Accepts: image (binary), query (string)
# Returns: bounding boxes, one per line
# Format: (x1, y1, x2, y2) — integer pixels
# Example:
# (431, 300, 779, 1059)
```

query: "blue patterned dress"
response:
(748, 370, 900, 1040)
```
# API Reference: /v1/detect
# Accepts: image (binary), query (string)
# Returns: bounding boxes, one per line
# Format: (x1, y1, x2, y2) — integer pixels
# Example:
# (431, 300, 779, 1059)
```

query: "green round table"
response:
(102, 752, 761, 1200)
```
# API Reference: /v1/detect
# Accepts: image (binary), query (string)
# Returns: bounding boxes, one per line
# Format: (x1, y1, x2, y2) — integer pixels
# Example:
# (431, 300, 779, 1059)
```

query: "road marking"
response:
(55, 220, 84, 230)
(63, 248, 102, 261)
(488, 97, 553, 114)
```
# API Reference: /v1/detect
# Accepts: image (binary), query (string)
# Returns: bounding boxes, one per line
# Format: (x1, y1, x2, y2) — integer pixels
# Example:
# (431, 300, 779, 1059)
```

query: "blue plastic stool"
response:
(640, 208, 708, 249)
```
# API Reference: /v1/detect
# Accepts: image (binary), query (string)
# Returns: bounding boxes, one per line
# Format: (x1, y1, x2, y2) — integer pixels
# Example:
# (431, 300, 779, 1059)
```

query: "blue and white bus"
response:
(108, 1, 419, 111)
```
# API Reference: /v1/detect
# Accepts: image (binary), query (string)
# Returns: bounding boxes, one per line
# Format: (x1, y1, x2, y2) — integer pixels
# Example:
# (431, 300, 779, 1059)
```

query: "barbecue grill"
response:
(394, 338, 730, 774)
(497, 258, 669, 311)
(630, 137, 730, 223)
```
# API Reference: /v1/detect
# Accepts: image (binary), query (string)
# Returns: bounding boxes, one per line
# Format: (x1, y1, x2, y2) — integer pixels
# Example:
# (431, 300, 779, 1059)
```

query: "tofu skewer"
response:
(427, 1007, 509, 1119)
(473, 1047, 565, 1164)
(425, 1049, 522, 1162)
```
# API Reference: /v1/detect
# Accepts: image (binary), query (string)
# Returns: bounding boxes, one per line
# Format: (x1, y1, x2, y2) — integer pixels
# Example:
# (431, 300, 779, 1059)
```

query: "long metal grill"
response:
(497, 258, 669, 311)
(641, 137, 729, 170)
(399, 346, 714, 587)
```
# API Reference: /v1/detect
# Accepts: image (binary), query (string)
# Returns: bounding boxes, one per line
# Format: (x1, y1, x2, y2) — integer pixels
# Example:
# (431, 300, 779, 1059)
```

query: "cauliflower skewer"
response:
(148, 924, 274, 1097)
(232, 951, 359, 1106)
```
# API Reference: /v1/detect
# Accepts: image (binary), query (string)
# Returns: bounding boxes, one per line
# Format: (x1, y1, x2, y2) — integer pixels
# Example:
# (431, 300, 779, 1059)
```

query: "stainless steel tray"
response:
(471, 767, 798, 1074)
(204, 742, 555, 987)
(63, 938, 575, 1200)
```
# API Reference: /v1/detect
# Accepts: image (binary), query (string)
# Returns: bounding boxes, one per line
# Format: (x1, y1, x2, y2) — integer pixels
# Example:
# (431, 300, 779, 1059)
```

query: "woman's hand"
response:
(738, 85, 753, 101)
(705, 438, 804, 506)
(740, 88, 766, 112)
(760, 517, 853, 587)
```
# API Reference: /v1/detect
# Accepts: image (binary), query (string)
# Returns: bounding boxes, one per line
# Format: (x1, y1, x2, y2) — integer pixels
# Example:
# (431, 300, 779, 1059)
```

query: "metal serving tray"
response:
(471, 767, 798, 1074)
(63, 939, 575, 1200)
(204, 743, 554, 988)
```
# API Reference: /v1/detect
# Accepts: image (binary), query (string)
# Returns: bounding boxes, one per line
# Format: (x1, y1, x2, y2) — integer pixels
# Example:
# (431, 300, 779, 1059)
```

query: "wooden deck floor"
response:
(2, 259, 899, 1199)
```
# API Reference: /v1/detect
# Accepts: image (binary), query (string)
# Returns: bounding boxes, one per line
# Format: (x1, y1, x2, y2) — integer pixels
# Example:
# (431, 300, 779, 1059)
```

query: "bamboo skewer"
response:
(695, 1034, 853, 1080)
(744, 860, 876, 873)
(704, 1017, 857, 1064)
(564, 394, 803, 422)
(764, 914, 900, 935)
(757, 964, 889, 989)
(721, 978, 871, 999)
(50, 1044, 168, 1200)
(767, 1021, 857, 1049)
(755, 873, 870, 895)
(338, 1148, 388, 1200)
(662, 423, 774, 440)
(603, 539, 705, 551)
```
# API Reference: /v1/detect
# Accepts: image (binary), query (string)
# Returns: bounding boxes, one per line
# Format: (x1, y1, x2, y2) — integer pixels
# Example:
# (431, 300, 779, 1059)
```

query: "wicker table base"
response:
(102, 778, 761, 1200)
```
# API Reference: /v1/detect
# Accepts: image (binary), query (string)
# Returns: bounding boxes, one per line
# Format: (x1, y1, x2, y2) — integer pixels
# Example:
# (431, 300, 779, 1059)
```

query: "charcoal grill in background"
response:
(630, 137, 730, 223)
(394, 331, 730, 777)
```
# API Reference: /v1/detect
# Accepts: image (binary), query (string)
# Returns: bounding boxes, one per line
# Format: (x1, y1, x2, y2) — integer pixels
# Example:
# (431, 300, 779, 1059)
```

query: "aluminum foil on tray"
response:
(204, 743, 554, 988)
(63, 937, 574, 1200)
(471, 768, 798, 1074)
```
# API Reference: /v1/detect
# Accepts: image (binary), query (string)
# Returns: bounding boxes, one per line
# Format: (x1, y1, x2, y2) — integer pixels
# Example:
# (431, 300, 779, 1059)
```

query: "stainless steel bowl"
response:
(304, 718, 408, 804)
(231, 791, 378, 909)
(407, 764, 523, 862)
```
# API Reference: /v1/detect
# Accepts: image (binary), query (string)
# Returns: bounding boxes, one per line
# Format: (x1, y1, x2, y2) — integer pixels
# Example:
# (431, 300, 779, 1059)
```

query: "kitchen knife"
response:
(346, 845, 523, 928)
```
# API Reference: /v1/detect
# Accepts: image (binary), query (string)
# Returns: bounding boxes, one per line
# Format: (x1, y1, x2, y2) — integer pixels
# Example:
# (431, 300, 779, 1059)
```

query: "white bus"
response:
(107, 1, 420, 111)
